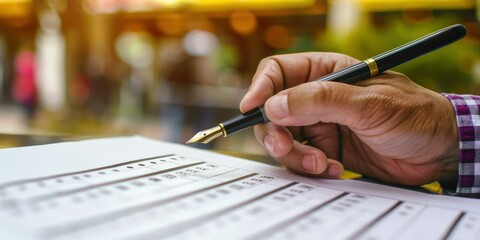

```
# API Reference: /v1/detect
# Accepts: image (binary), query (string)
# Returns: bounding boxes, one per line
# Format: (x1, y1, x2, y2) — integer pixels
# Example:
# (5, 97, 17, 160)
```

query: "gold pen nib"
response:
(186, 125, 224, 144)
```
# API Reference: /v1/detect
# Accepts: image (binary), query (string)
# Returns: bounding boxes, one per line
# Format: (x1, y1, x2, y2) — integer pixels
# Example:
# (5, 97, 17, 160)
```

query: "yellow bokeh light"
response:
(156, 13, 187, 36)
(154, 0, 182, 8)
(352, 0, 474, 11)
(187, 0, 315, 11)
(229, 11, 257, 36)
(0, 0, 30, 3)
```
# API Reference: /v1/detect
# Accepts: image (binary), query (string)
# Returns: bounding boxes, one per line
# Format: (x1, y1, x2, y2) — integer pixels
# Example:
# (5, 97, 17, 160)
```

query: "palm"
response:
(340, 126, 440, 185)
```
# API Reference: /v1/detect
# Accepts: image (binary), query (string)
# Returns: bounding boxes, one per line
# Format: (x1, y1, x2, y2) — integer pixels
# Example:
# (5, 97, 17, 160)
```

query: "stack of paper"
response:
(0, 136, 478, 239)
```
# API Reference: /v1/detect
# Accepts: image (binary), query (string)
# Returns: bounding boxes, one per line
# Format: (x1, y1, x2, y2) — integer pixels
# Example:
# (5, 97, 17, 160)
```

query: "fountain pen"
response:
(187, 24, 466, 144)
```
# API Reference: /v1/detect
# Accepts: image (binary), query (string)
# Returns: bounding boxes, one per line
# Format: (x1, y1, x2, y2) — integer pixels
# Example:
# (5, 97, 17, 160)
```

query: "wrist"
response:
(435, 94, 459, 187)
(436, 152, 459, 188)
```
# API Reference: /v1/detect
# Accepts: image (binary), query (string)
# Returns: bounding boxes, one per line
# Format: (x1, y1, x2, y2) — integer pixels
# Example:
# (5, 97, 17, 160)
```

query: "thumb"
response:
(264, 81, 377, 128)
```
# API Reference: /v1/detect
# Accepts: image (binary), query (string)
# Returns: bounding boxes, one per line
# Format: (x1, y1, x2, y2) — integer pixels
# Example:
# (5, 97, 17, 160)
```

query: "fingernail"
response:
(268, 95, 289, 119)
(302, 155, 316, 173)
(263, 135, 275, 154)
(328, 165, 343, 178)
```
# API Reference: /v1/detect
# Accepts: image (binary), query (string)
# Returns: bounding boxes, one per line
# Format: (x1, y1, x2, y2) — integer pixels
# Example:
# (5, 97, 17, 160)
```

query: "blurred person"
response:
(240, 52, 478, 197)
(69, 63, 92, 109)
(12, 46, 37, 124)
(157, 40, 197, 143)
(85, 53, 113, 119)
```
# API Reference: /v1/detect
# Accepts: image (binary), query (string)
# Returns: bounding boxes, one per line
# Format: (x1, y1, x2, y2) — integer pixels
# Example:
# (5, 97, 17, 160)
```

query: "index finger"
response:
(239, 52, 359, 112)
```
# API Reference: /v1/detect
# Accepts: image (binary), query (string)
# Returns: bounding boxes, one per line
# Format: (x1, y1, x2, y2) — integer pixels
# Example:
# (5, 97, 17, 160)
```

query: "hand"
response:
(240, 52, 458, 186)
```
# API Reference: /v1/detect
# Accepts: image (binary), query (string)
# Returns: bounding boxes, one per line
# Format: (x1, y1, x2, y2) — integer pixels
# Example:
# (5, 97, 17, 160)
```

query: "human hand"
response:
(240, 52, 458, 186)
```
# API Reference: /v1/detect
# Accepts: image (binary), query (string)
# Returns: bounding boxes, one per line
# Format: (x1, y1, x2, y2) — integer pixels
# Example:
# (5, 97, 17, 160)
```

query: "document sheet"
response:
(0, 136, 479, 240)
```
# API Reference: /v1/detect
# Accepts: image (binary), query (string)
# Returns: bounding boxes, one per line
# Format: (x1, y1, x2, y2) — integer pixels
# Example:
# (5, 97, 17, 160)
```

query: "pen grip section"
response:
(222, 107, 268, 135)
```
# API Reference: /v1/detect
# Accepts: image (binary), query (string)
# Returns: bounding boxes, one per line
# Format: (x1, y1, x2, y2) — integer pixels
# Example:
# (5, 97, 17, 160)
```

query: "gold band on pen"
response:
(219, 123, 227, 137)
(364, 58, 379, 77)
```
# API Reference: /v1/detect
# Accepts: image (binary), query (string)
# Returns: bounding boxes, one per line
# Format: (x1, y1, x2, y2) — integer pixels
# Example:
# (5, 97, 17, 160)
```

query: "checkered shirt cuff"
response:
(442, 93, 480, 194)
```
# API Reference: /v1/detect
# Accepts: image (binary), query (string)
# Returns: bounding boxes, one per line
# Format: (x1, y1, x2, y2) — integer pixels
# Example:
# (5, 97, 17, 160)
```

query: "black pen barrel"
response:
(219, 24, 467, 137)
(316, 24, 466, 84)
(315, 61, 371, 84)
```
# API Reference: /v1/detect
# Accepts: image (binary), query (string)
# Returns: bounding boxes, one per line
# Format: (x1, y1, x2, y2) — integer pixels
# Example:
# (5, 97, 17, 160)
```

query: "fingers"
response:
(240, 52, 359, 113)
(254, 123, 344, 178)
(255, 123, 294, 158)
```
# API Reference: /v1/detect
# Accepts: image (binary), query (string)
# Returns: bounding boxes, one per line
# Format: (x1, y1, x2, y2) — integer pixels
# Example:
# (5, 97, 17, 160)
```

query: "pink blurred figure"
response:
(12, 49, 37, 121)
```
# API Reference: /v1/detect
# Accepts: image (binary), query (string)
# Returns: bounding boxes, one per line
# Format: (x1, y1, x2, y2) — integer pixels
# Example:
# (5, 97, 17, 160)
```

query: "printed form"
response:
(0, 136, 478, 240)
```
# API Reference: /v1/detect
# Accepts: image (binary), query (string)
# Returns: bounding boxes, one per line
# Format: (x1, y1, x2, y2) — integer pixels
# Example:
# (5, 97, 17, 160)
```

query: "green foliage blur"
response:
(280, 14, 479, 94)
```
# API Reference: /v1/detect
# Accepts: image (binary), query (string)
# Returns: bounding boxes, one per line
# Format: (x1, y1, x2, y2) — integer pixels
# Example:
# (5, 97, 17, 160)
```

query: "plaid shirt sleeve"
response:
(442, 93, 480, 194)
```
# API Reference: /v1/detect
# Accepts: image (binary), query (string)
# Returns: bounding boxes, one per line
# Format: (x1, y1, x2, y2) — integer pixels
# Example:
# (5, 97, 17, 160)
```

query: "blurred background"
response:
(0, 0, 479, 154)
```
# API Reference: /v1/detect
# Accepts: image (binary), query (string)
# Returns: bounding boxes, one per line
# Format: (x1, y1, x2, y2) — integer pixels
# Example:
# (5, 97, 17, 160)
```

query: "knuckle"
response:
(311, 83, 335, 105)
(259, 55, 283, 68)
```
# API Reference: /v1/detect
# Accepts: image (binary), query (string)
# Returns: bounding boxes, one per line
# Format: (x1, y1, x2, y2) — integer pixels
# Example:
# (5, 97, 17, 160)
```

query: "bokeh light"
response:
(229, 10, 257, 35)
(183, 29, 219, 57)
(263, 25, 294, 49)
(156, 13, 187, 36)
(115, 31, 154, 69)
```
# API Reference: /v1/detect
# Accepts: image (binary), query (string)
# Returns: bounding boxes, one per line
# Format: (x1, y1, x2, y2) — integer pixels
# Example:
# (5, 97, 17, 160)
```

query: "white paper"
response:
(0, 136, 478, 240)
